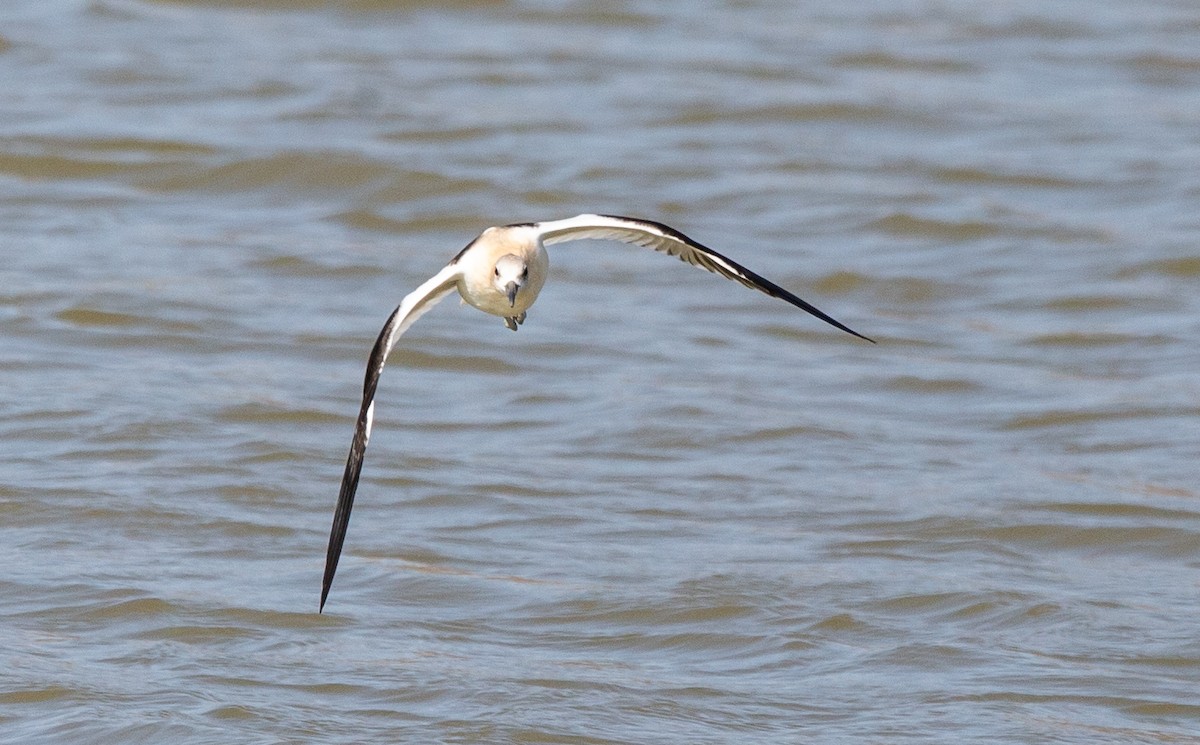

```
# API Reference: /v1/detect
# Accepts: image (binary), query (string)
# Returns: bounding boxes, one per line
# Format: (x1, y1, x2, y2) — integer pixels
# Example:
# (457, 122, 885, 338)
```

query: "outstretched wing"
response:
(534, 213, 874, 343)
(321, 262, 463, 611)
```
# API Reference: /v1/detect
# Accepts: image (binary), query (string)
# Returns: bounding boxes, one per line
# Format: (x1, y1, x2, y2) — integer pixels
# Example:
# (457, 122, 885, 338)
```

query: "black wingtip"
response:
(755, 269, 875, 344)
(826, 320, 875, 344)
(320, 411, 371, 614)
(319, 566, 334, 613)
(320, 528, 343, 612)
(844, 326, 876, 344)
(777, 292, 875, 345)
(319, 551, 337, 613)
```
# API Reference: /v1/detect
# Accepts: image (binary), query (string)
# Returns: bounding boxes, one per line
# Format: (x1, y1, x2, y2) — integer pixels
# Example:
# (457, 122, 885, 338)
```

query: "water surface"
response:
(2, 0, 1199, 742)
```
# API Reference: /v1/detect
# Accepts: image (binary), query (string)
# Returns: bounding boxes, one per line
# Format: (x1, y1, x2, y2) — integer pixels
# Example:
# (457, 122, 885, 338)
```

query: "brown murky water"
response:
(3, 0, 1199, 742)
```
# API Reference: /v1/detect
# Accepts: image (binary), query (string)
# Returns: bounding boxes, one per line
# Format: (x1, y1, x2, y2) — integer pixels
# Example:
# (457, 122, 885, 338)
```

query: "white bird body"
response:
(320, 213, 873, 611)
(455, 224, 549, 320)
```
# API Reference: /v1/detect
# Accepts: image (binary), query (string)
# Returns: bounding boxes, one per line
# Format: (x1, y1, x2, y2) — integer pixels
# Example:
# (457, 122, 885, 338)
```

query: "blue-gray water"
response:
(2, 1, 1199, 742)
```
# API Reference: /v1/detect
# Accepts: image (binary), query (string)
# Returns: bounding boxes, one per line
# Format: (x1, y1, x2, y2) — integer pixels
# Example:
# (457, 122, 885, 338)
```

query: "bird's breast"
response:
(465, 283, 541, 317)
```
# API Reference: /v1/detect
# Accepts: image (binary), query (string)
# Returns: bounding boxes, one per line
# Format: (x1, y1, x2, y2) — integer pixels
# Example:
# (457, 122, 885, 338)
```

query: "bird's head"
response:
(493, 253, 530, 307)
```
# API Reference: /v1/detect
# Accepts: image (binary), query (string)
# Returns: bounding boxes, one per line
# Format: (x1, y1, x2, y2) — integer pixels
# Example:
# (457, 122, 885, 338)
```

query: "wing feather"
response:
(535, 214, 873, 343)
(320, 263, 462, 611)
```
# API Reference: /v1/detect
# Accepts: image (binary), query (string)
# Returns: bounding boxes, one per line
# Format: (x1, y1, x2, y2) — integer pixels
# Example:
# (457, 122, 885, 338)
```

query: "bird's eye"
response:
(494, 267, 500, 276)
(521, 268, 528, 278)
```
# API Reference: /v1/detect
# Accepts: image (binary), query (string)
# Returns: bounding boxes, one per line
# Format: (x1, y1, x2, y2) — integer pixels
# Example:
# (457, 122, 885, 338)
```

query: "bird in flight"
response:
(320, 213, 873, 611)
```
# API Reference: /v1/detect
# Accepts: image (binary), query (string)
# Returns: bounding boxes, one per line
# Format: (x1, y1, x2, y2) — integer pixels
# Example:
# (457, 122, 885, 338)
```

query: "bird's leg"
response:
(504, 316, 519, 331)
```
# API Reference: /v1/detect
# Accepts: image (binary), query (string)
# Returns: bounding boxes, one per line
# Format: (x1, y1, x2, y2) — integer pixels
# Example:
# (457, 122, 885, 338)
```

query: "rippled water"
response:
(3, 0, 1199, 742)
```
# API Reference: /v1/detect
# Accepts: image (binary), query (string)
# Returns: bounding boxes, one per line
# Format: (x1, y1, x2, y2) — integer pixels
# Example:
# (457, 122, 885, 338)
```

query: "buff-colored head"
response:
(493, 253, 530, 308)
